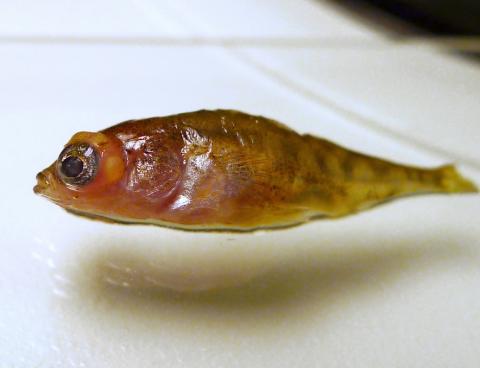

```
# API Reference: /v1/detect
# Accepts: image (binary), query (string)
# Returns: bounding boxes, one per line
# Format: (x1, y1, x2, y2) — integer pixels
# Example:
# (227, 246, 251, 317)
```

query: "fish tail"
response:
(434, 164, 478, 193)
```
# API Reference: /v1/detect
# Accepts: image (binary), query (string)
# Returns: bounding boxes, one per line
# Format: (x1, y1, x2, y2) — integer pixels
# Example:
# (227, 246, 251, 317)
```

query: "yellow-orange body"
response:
(35, 110, 477, 230)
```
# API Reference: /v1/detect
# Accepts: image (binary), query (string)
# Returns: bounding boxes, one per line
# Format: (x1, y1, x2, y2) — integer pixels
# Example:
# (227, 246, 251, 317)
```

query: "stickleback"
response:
(34, 110, 478, 230)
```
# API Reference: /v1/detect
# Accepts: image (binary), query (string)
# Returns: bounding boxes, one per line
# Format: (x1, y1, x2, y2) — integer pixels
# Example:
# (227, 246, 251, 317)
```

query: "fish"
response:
(34, 109, 478, 231)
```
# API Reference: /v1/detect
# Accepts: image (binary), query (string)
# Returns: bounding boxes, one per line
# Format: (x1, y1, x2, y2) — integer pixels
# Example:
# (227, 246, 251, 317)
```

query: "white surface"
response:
(1, 1, 480, 368)
(0, 0, 379, 39)
(240, 45, 480, 167)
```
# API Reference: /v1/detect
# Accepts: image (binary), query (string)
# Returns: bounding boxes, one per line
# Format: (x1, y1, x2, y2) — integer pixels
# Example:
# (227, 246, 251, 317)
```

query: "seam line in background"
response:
(1, 35, 480, 50)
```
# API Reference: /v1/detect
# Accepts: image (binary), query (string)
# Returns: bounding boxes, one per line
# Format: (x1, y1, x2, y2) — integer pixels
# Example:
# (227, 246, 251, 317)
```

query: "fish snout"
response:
(34, 171, 53, 195)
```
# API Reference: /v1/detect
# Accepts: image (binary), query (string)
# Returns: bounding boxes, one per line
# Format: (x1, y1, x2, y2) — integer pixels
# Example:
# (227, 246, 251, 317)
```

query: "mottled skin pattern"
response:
(35, 109, 477, 230)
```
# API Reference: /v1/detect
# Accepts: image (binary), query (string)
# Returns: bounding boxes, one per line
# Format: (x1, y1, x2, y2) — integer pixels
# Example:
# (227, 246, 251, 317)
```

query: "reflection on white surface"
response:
(23, 210, 480, 367)
(240, 45, 480, 168)
(0, 0, 480, 367)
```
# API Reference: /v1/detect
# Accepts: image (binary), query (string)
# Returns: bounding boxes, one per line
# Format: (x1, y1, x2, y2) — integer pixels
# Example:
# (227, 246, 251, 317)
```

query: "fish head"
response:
(34, 131, 126, 211)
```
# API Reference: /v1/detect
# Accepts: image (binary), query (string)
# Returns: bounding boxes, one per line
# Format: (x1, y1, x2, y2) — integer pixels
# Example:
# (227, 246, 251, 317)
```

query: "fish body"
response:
(35, 109, 477, 230)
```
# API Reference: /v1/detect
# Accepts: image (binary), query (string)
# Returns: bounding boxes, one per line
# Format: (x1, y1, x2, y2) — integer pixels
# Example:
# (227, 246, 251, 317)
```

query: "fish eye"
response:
(56, 143, 99, 186)
(61, 156, 84, 177)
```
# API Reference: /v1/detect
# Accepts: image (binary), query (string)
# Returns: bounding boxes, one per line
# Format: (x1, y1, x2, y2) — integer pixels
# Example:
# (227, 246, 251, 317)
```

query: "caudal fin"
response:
(437, 165, 478, 193)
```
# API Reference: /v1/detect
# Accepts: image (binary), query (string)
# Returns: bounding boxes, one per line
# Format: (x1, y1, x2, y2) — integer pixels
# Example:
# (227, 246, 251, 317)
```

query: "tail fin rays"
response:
(437, 165, 478, 193)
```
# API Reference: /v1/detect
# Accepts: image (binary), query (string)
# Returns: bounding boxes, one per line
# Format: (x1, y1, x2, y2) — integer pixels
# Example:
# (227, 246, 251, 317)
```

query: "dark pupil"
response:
(61, 156, 84, 178)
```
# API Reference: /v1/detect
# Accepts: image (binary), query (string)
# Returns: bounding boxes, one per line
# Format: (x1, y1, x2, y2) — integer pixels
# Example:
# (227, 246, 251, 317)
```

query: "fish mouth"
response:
(34, 169, 72, 207)
(34, 171, 49, 195)
(34, 171, 58, 200)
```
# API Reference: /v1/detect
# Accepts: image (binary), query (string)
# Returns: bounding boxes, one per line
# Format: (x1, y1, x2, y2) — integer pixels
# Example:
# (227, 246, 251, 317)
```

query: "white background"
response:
(1, 1, 479, 367)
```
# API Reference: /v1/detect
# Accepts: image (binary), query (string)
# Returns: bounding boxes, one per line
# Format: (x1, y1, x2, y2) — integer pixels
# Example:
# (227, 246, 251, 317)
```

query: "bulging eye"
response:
(56, 143, 99, 187)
